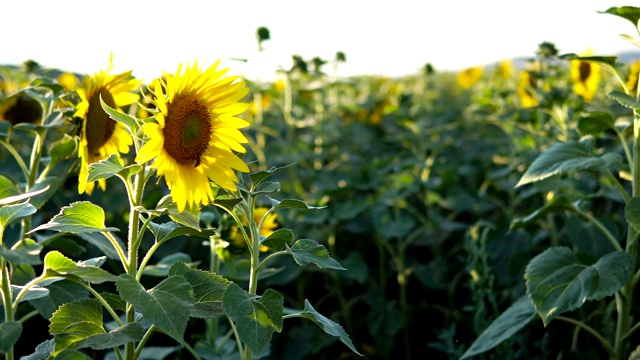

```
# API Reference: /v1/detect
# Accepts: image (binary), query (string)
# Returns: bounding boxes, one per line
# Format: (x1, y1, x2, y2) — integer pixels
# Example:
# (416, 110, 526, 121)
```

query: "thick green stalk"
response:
(1, 260, 14, 360)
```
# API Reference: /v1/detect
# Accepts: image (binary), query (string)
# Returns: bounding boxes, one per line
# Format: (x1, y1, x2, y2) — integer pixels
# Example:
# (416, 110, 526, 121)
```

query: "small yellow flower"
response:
(136, 61, 250, 212)
(230, 207, 277, 252)
(58, 72, 78, 91)
(518, 70, 538, 108)
(496, 60, 513, 79)
(457, 66, 483, 89)
(74, 55, 140, 194)
(571, 51, 600, 102)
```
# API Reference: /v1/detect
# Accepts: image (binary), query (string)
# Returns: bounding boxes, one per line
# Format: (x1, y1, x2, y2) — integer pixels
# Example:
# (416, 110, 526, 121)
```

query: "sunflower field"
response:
(2, 5, 640, 360)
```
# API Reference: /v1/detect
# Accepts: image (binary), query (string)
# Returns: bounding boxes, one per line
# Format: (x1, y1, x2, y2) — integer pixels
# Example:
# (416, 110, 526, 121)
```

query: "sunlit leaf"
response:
(599, 6, 640, 28)
(87, 154, 142, 183)
(525, 247, 631, 325)
(100, 96, 139, 133)
(261, 228, 294, 250)
(43, 251, 117, 284)
(516, 142, 622, 187)
(0, 202, 36, 230)
(608, 90, 640, 110)
(29, 201, 119, 234)
(0, 238, 42, 265)
(268, 197, 326, 211)
(148, 221, 215, 245)
(249, 163, 295, 188)
(49, 299, 105, 355)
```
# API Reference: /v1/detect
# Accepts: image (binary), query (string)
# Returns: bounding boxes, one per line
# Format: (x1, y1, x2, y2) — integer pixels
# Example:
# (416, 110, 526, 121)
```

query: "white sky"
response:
(2, 1, 638, 82)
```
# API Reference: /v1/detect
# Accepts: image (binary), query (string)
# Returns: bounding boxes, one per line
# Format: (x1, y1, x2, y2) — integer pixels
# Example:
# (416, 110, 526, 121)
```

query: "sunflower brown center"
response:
(86, 88, 116, 156)
(579, 62, 591, 82)
(163, 95, 212, 166)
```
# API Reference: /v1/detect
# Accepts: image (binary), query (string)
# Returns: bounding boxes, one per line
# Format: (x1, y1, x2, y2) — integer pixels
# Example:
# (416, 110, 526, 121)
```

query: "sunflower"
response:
(517, 70, 538, 108)
(74, 57, 140, 194)
(457, 66, 483, 89)
(627, 60, 640, 95)
(136, 61, 250, 212)
(571, 51, 600, 102)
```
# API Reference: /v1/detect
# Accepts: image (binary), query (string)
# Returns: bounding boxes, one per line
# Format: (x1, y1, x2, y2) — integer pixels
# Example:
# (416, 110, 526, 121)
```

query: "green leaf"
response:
(100, 96, 139, 133)
(54, 349, 91, 360)
(0, 175, 20, 201)
(222, 284, 283, 355)
(288, 239, 345, 270)
(28, 177, 61, 210)
(0, 321, 22, 353)
(250, 181, 281, 195)
(22, 339, 55, 360)
(0, 238, 42, 265)
(148, 221, 214, 245)
(75, 322, 144, 350)
(626, 197, 640, 233)
(608, 90, 640, 110)
(461, 296, 536, 359)
(12, 284, 49, 302)
(155, 195, 201, 230)
(0, 202, 36, 231)
(29, 281, 88, 319)
(49, 299, 105, 356)
(249, 163, 295, 188)
(577, 111, 616, 137)
(293, 299, 362, 356)
(515, 142, 622, 187)
(43, 251, 118, 284)
(0, 121, 10, 141)
(30, 201, 119, 234)
(76, 233, 121, 260)
(169, 261, 231, 318)
(525, 247, 631, 325)
(49, 136, 77, 169)
(261, 228, 294, 250)
(510, 196, 577, 230)
(268, 197, 326, 211)
(87, 154, 142, 183)
(620, 33, 640, 47)
(213, 196, 243, 212)
(0, 185, 49, 207)
(116, 274, 194, 343)
(599, 6, 640, 28)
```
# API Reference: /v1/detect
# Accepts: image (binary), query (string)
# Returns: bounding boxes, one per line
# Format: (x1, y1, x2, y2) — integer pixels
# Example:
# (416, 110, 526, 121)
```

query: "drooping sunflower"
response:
(74, 57, 140, 194)
(457, 66, 483, 89)
(136, 61, 250, 212)
(571, 51, 600, 103)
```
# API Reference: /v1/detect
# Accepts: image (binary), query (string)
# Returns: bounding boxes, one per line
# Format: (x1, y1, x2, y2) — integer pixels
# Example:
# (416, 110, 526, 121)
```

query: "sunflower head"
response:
(457, 66, 483, 89)
(136, 61, 250, 212)
(74, 56, 141, 195)
(571, 51, 600, 102)
(518, 70, 538, 108)
(627, 60, 640, 95)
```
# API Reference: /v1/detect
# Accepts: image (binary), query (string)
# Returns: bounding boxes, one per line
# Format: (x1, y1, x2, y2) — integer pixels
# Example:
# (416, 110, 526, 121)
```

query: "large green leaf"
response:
(248, 163, 295, 188)
(76, 232, 121, 260)
(87, 154, 142, 183)
(516, 142, 622, 187)
(30, 201, 119, 234)
(49, 299, 105, 355)
(0, 321, 22, 353)
(599, 6, 640, 28)
(49, 136, 77, 170)
(461, 296, 536, 359)
(577, 111, 616, 137)
(0, 175, 21, 203)
(148, 221, 215, 245)
(155, 195, 201, 230)
(291, 299, 362, 356)
(608, 90, 640, 110)
(525, 247, 631, 325)
(116, 274, 194, 343)
(288, 239, 345, 270)
(169, 261, 231, 318)
(43, 251, 117, 284)
(0, 202, 36, 231)
(0, 238, 42, 265)
(222, 284, 283, 355)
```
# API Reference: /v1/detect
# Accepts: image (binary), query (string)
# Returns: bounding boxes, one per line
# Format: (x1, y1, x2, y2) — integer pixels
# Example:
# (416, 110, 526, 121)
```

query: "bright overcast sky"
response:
(2, 0, 638, 82)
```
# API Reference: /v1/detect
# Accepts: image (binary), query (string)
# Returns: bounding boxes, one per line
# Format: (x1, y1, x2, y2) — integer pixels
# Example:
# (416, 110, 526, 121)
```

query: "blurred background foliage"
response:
(1, 39, 640, 359)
